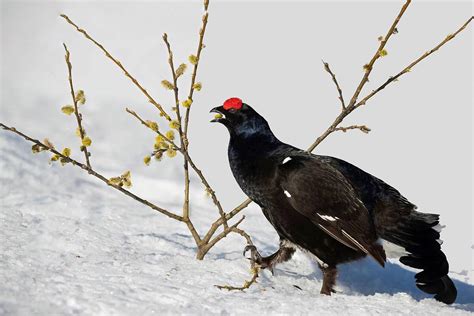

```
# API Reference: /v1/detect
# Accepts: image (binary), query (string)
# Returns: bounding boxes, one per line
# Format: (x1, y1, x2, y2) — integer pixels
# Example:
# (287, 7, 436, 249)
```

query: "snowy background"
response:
(1, 0, 473, 315)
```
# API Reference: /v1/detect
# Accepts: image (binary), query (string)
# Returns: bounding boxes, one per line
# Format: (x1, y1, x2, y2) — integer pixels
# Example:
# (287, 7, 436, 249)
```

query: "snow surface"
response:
(1, 134, 473, 315)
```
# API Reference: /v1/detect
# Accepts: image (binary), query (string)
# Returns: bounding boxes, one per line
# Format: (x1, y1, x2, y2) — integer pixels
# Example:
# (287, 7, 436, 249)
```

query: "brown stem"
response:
(60, 14, 172, 121)
(125, 108, 179, 149)
(63, 44, 92, 169)
(162, 33, 191, 220)
(334, 125, 371, 134)
(0, 123, 182, 221)
(322, 60, 345, 109)
(127, 106, 228, 232)
(183, 9, 209, 137)
(354, 16, 473, 110)
(183, 151, 228, 230)
(347, 0, 411, 108)
(215, 267, 259, 291)
(197, 215, 249, 260)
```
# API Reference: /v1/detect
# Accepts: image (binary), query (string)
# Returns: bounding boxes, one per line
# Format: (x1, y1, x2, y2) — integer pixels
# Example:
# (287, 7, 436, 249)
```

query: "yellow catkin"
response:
(192, 82, 202, 91)
(379, 49, 388, 57)
(166, 147, 177, 158)
(61, 105, 75, 115)
(108, 176, 122, 186)
(143, 155, 151, 166)
(62, 148, 71, 157)
(82, 137, 92, 147)
(181, 99, 192, 108)
(146, 121, 159, 132)
(161, 80, 174, 90)
(188, 54, 198, 65)
(75, 90, 86, 104)
(166, 130, 175, 140)
(169, 120, 180, 130)
(175, 63, 187, 78)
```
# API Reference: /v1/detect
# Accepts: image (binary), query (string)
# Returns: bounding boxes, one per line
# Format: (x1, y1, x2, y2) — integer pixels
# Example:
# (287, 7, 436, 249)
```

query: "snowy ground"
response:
(1, 134, 473, 315)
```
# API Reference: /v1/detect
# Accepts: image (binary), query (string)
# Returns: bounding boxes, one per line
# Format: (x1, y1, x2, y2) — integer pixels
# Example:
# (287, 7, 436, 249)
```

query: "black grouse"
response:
(210, 97, 457, 304)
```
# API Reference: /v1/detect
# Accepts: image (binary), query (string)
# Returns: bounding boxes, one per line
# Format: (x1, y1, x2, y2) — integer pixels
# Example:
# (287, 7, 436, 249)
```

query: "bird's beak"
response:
(210, 106, 226, 123)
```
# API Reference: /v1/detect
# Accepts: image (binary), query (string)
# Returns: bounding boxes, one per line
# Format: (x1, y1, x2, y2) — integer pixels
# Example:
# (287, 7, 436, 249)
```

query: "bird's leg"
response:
(243, 240, 296, 275)
(319, 264, 338, 295)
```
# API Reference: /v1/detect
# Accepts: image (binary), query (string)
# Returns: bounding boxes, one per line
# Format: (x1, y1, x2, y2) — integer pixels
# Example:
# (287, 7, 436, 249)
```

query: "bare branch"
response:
(183, 6, 209, 136)
(162, 33, 192, 220)
(63, 44, 92, 169)
(354, 16, 473, 110)
(335, 125, 371, 134)
(322, 60, 345, 109)
(0, 123, 182, 222)
(125, 108, 179, 149)
(347, 0, 411, 108)
(216, 267, 259, 291)
(60, 14, 172, 121)
(197, 215, 249, 259)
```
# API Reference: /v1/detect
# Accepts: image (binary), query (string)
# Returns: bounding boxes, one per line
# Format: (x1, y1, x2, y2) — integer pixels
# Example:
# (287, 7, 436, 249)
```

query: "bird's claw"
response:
(243, 245, 262, 263)
(243, 245, 274, 274)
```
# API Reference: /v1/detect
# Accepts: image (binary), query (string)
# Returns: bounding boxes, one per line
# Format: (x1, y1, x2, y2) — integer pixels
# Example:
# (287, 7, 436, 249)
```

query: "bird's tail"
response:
(379, 211, 457, 304)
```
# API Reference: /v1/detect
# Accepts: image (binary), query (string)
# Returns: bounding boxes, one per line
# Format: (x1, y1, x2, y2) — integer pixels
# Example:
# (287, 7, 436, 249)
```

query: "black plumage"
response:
(211, 99, 457, 304)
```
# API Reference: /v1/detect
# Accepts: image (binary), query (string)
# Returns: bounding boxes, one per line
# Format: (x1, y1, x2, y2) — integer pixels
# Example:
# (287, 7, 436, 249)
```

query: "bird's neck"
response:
(229, 130, 281, 160)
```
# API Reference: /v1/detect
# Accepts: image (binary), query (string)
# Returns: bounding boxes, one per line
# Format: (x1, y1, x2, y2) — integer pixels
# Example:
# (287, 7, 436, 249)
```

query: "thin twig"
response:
(127, 107, 229, 231)
(334, 125, 371, 134)
(183, 7, 209, 137)
(183, 151, 229, 230)
(354, 16, 474, 110)
(197, 216, 249, 259)
(162, 33, 191, 220)
(0, 123, 182, 221)
(125, 108, 179, 149)
(322, 60, 345, 109)
(60, 14, 172, 121)
(63, 44, 92, 169)
(202, 198, 251, 244)
(216, 267, 259, 291)
(347, 0, 411, 108)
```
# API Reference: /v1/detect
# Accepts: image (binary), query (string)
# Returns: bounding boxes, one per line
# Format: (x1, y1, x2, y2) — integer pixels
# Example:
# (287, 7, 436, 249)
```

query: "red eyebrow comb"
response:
(223, 97, 243, 110)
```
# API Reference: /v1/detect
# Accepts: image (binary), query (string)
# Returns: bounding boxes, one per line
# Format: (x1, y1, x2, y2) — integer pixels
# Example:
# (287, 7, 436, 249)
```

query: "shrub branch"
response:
(60, 14, 172, 121)
(63, 43, 92, 169)
(0, 123, 181, 221)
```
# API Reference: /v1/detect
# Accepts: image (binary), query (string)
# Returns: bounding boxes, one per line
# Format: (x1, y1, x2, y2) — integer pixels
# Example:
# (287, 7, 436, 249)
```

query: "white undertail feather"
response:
(380, 239, 408, 258)
(432, 224, 445, 233)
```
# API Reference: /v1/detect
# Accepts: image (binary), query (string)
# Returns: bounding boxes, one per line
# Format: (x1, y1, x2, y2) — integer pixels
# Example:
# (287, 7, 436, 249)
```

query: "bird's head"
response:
(210, 97, 272, 138)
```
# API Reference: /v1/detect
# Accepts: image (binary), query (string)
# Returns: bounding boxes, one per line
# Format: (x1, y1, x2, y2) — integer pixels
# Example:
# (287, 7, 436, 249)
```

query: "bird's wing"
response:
(277, 154, 386, 266)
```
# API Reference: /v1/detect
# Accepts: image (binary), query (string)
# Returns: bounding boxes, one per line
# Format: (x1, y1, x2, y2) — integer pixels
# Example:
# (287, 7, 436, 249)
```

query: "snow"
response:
(1, 134, 473, 315)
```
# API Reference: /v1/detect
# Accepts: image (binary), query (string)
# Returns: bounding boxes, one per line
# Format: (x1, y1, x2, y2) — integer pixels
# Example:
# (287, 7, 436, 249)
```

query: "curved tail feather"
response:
(380, 211, 457, 304)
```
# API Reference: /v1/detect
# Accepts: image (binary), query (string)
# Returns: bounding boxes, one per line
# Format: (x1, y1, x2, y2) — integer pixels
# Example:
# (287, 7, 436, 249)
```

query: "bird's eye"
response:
(228, 108, 237, 114)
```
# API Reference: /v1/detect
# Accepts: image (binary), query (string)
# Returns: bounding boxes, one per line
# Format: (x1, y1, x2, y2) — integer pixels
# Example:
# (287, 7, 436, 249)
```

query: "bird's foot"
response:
(320, 287, 337, 295)
(243, 245, 274, 274)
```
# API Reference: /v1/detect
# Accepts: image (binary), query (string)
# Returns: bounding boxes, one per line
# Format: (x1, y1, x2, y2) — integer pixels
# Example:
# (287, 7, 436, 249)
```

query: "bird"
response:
(210, 97, 457, 304)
